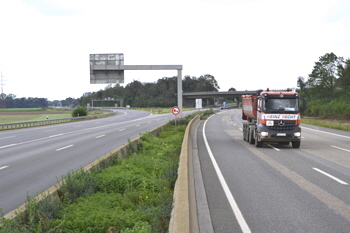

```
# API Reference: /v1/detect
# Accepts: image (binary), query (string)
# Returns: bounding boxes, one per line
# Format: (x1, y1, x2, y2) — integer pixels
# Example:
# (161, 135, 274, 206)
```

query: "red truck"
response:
(242, 89, 305, 148)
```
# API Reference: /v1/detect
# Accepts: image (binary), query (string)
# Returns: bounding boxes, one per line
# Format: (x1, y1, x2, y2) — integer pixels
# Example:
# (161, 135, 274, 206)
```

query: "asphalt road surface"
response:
(0, 109, 187, 215)
(195, 108, 350, 233)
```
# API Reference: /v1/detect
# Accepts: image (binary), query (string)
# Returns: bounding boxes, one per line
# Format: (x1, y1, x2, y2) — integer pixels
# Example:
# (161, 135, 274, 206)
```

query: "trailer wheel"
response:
(255, 133, 263, 147)
(243, 124, 246, 141)
(249, 128, 255, 144)
(292, 141, 301, 148)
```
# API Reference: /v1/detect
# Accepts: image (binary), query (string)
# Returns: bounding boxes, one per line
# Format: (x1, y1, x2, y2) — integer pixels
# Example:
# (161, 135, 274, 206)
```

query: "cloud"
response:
(0, 0, 349, 100)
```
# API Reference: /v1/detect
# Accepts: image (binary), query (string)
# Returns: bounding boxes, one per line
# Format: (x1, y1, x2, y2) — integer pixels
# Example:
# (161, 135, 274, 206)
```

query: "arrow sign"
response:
(172, 106, 180, 115)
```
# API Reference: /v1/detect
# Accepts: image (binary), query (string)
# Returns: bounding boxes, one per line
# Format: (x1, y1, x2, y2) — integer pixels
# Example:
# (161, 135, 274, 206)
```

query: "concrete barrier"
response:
(169, 115, 200, 233)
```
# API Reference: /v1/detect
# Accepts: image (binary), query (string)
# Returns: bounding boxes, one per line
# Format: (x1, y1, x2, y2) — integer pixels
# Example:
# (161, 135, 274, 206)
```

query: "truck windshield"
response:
(263, 98, 299, 113)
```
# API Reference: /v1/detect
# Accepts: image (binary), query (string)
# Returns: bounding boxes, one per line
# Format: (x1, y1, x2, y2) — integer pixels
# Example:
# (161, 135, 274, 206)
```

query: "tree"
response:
(337, 58, 350, 88)
(72, 106, 88, 117)
(308, 52, 344, 100)
(297, 76, 311, 100)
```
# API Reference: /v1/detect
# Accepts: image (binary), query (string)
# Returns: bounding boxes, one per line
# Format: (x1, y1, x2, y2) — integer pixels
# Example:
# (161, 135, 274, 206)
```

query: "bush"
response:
(71, 106, 88, 117)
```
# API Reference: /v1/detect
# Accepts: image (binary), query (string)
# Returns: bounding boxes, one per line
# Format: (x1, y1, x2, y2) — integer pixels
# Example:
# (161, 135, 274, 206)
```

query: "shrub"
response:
(71, 106, 88, 117)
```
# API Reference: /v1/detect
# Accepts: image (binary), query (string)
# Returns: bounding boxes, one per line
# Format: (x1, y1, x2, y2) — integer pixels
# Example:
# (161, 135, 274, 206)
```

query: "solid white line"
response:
(95, 135, 105, 138)
(49, 134, 64, 138)
(0, 136, 16, 140)
(0, 144, 17, 149)
(331, 145, 350, 153)
(56, 144, 74, 151)
(203, 116, 251, 233)
(0, 166, 9, 170)
(119, 129, 125, 131)
(303, 126, 350, 139)
(267, 144, 280, 151)
(313, 168, 348, 185)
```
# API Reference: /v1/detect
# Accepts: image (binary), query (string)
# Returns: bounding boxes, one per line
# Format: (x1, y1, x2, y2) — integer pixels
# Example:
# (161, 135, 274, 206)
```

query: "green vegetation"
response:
(200, 108, 214, 120)
(80, 74, 220, 108)
(302, 117, 350, 132)
(0, 116, 194, 232)
(0, 108, 111, 124)
(298, 52, 350, 121)
(71, 106, 88, 117)
(0, 108, 43, 112)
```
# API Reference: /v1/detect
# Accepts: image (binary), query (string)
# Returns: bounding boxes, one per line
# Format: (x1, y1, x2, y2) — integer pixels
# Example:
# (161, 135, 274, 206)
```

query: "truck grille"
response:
(268, 120, 296, 132)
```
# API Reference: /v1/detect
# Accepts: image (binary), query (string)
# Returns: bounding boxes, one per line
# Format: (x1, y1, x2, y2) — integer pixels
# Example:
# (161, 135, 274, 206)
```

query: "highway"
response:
(195, 109, 350, 233)
(0, 109, 184, 215)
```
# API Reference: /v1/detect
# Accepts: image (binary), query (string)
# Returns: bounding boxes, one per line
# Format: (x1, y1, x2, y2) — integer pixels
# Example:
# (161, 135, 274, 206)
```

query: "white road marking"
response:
(95, 135, 105, 138)
(303, 126, 350, 139)
(0, 166, 9, 170)
(56, 144, 74, 151)
(204, 116, 251, 233)
(0, 144, 17, 149)
(0, 136, 16, 140)
(331, 145, 350, 153)
(49, 134, 63, 138)
(0, 112, 156, 150)
(267, 144, 280, 151)
(135, 124, 140, 127)
(313, 168, 348, 185)
(119, 129, 125, 131)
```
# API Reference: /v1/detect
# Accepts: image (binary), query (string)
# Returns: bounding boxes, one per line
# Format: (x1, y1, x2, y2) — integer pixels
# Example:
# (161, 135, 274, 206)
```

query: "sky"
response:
(0, 0, 350, 101)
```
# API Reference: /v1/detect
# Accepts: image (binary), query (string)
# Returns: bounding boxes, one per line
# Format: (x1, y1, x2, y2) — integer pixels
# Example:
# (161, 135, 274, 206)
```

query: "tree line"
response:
(1, 74, 221, 109)
(297, 52, 350, 119)
(1, 94, 80, 109)
(79, 74, 220, 108)
(2, 94, 48, 108)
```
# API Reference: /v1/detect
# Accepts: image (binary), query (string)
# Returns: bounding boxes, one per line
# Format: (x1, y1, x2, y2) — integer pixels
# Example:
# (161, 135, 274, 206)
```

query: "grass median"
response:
(0, 111, 203, 233)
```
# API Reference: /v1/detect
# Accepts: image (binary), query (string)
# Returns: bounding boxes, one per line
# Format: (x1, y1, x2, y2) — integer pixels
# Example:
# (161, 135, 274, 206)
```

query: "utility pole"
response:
(0, 71, 6, 109)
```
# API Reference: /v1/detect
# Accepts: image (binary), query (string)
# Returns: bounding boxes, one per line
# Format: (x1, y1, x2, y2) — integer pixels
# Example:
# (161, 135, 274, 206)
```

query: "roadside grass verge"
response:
(0, 114, 195, 233)
(302, 116, 350, 132)
(0, 108, 111, 124)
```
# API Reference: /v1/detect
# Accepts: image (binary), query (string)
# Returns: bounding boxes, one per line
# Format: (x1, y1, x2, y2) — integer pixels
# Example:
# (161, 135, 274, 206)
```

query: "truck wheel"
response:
(249, 129, 255, 144)
(243, 124, 247, 141)
(255, 134, 263, 147)
(292, 141, 301, 148)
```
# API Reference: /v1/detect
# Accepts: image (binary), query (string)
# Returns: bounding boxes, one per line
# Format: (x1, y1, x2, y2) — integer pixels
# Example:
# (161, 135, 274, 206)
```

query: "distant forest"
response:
(79, 74, 221, 108)
(0, 74, 222, 109)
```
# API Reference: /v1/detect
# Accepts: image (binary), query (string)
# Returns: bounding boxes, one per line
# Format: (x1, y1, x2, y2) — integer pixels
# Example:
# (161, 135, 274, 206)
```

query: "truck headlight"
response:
(261, 132, 269, 137)
(294, 132, 301, 137)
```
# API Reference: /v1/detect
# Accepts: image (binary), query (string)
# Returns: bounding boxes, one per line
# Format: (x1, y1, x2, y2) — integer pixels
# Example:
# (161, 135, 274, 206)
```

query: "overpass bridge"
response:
(182, 91, 257, 100)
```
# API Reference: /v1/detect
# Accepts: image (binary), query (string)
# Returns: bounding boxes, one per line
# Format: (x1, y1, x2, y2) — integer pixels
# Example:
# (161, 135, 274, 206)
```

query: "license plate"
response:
(276, 133, 286, 136)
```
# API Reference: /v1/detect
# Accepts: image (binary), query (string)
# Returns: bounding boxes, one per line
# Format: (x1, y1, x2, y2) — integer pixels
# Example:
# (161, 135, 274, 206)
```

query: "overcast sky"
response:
(0, 0, 349, 101)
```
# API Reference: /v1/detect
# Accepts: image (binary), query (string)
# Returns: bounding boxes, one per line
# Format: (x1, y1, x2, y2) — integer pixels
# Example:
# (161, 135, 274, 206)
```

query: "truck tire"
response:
(255, 133, 263, 147)
(243, 123, 247, 141)
(249, 128, 255, 144)
(292, 141, 301, 148)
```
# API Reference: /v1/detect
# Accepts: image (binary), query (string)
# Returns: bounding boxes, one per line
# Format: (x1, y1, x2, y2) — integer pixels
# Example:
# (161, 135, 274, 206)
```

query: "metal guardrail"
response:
(0, 112, 116, 130)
